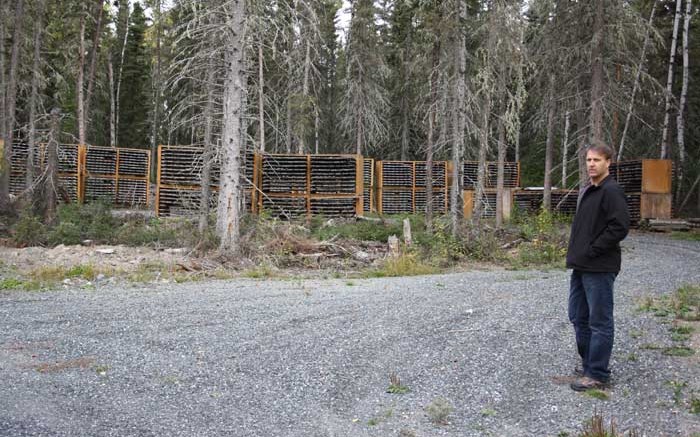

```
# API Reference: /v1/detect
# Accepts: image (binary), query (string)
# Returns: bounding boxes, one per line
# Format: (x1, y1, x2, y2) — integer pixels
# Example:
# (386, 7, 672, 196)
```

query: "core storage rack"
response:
(376, 160, 448, 214)
(609, 159, 673, 223)
(461, 161, 521, 219)
(257, 154, 363, 218)
(156, 145, 259, 217)
(512, 189, 579, 216)
(5, 142, 148, 205)
(83, 146, 150, 206)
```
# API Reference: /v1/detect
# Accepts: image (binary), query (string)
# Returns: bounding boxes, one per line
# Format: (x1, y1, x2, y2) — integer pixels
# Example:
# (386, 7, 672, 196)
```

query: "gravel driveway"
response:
(1, 232, 699, 437)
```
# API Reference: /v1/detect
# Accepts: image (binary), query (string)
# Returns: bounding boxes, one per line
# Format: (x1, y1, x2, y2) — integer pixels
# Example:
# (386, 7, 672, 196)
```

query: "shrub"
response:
(425, 397, 453, 425)
(11, 213, 47, 246)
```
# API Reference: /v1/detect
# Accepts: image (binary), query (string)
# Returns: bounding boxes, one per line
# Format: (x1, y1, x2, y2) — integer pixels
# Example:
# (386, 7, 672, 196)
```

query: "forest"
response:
(0, 0, 698, 252)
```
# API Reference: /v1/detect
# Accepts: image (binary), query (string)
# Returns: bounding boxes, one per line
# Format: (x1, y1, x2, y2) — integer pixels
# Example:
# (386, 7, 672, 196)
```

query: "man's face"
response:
(586, 150, 610, 183)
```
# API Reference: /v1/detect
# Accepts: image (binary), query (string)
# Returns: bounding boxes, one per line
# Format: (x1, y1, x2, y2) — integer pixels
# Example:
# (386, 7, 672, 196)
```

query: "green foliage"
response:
(425, 397, 453, 425)
(368, 252, 438, 278)
(640, 284, 700, 321)
(311, 216, 402, 242)
(11, 213, 47, 246)
(671, 231, 700, 241)
(0, 278, 40, 291)
(576, 412, 640, 437)
(584, 390, 609, 401)
(662, 346, 695, 357)
(47, 202, 117, 245)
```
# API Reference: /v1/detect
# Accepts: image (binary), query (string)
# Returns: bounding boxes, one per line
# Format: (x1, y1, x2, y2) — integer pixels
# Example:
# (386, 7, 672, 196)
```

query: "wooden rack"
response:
(376, 160, 448, 214)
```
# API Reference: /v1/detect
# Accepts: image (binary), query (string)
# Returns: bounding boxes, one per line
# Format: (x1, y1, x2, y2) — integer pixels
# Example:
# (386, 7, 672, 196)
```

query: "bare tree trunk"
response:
(115, 6, 131, 146)
(675, 0, 691, 202)
(473, 94, 491, 223)
(450, 2, 467, 237)
(27, 0, 46, 188)
(299, 39, 311, 154)
(216, 1, 247, 254)
(44, 108, 61, 223)
(661, 0, 682, 159)
(543, 76, 556, 210)
(108, 58, 116, 147)
(84, 0, 104, 139)
(258, 40, 265, 152)
(400, 108, 409, 161)
(561, 110, 570, 187)
(314, 108, 319, 154)
(77, 9, 87, 146)
(589, 0, 605, 146)
(495, 118, 505, 227)
(426, 38, 440, 234)
(0, 3, 7, 142)
(199, 60, 216, 236)
(150, 0, 161, 173)
(286, 99, 292, 153)
(619, 1, 656, 161)
(1, 0, 25, 213)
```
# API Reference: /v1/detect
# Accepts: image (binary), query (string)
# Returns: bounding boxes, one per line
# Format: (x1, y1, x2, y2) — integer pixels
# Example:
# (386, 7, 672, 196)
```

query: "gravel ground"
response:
(1, 232, 699, 437)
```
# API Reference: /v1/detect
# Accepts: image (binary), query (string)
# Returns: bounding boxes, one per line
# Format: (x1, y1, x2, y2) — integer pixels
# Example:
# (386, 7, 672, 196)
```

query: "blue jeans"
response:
(568, 270, 617, 382)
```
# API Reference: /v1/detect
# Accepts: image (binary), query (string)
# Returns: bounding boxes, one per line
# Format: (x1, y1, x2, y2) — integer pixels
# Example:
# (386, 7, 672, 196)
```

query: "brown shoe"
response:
(574, 366, 584, 377)
(570, 376, 606, 392)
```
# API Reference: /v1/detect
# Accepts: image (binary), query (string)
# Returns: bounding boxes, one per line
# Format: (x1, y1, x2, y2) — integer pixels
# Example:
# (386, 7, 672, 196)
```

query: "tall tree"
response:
(0, 0, 25, 214)
(342, 0, 389, 155)
(660, 0, 683, 159)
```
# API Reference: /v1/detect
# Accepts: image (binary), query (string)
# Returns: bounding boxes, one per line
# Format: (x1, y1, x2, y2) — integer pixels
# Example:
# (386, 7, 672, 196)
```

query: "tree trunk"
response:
(1, 0, 25, 214)
(0, 2, 7, 142)
(108, 58, 116, 147)
(84, 0, 105, 141)
(543, 75, 555, 210)
(495, 118, 505, 228)
(299, 39, 311, 154)
(199, 59, 216, 236)
(473, 94, 491, 224)
(115, 4, 131, 147)
(27, 0, 46, 188)
(450, 1, 467, 237)
(660, 0, 682, 159)
(258, 40, 265, 152)
(675, 0, 691, 202)
(216, 1, 247, 255)
(150, 0, 161, 175)
(426, 38, 440, 234)
(77, 9, 87, 146)
(589, 0, 605, 146)
(618, 1, 656, 161)
(44, 108, 61, 223)
(561, 110, 570, 187)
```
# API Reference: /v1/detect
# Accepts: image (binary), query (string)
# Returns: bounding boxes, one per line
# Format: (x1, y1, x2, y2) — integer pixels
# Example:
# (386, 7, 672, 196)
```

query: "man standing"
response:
(567, 144, 630, 391)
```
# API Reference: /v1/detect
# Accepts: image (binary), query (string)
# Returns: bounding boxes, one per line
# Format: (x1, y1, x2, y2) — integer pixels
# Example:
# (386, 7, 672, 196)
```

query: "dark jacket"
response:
(566, 175, 630, 273)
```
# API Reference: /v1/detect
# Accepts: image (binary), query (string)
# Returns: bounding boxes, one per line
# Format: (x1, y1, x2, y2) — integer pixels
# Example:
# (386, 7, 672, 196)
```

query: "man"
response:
(566, 143, 630, 391)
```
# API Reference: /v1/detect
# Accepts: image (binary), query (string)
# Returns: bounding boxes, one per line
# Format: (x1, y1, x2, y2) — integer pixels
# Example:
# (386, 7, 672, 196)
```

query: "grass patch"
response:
(638, 284, 700, 321)
(584, 389, 609, 401)
(671, 230, 700, 241)
(243, 264, 275, 279)
(0, 277, 42, 291)
(690, 397, 700, 414)
(367, 252, 438, 278)
(387, 373, 410, 394)
(425, 397, 453, 425)
(662, 346, 695, 357)
(576, 411, 640, 436)
(670, 325, 693, 342)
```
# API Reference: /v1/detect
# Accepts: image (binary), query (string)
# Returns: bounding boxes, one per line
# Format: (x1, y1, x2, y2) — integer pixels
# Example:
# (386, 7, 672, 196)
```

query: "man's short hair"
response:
(586, 143, 614, 160)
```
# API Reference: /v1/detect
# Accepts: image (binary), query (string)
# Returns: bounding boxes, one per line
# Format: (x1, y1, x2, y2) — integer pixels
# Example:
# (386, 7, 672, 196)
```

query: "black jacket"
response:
(566, 175, 630, 273)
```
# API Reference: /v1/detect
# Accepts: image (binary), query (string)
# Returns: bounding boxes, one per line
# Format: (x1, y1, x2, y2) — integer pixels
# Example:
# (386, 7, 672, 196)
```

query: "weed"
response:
(640, 343, 662, 350)
(425, 397, 453, 425)
(0, 278, 26, 290)
(662, 346, 694, 357)
(671, 231, 700, 241)
(480, 408, 497, 417)
(346, 281, 356, 286)
(368, 252, 438, 278)
(65, 264, 96, 280)
(667, 380, 687, 405)
(629, 329, 643, 339)
(577, 411, 640, 437)
(11, 213, 47, 246)
(674, 284, 700, 320)
(557, 432, 570, 437)
(243, 265, 275, 279)
(584, 389, 609, 401)
(387, 373, 410, 394)
(670, 325, 693, 342)
(367, 408, 393, 427)
(627, 353, 637, 362)
(398, 429, 417, 437)
(690, 397, 700, 414)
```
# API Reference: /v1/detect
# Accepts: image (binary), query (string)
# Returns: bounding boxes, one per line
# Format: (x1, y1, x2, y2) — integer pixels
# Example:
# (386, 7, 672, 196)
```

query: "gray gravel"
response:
(1, 232, 699, 437)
